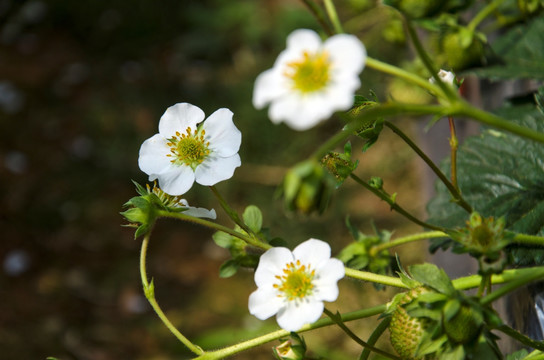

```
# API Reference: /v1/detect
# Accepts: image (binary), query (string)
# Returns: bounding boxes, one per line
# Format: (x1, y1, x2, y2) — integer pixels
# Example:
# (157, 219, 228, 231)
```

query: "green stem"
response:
(312, 101, 544, 162)
(140, 233, 204, 356)
(323, 308, 400, 360)
(359, 317, 392, 360)
(301, 0, 334, 36)
(323, 0, 343, 34)
(495, 325, 544, 352)
(454, 102, 544, 143)
(467, 0, 505, 33)
(512, 233, 544, 246)
(365, 57, 446, 99)
(194, 304, 388, 360)
(350, 173, 447, 232)
(404, 19, 458, 101)
(344, 267, 408, 288)
(157, 210, 271, 250)
(480, 267, 544, 306)
(370, 231, 447, 256)
(448, 116, 459, 190)
(209, 185, 252, 233)
(384, 121, 472, 213)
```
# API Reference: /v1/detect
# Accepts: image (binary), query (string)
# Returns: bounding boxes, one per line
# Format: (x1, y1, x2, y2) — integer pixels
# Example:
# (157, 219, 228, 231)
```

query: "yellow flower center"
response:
(166, 127, 210, 169)
(274, 260, 315, 301)
(285, 51, 331, 93)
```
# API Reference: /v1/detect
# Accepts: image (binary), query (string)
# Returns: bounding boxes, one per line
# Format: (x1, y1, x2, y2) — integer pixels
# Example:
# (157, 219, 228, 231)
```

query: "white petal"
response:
(276, 300, 324, 332)
(194, 153, 241, 186)
(325, 34, 366, 75)
(138, 134, 172, 176)
(286, 29, 322, 54)
(248, 287, 284, 320)
(254, 247, 293, 287)
(183, 206, 217, 219)
(202, 108, 241, 157)
(293, 239, 331, 266)
(253, 68, 289, 109)
(157, 166, 196, 196)
(159, 103, 205, 136)
(314, 259, 345, 302)
(268, 95, 327, 131)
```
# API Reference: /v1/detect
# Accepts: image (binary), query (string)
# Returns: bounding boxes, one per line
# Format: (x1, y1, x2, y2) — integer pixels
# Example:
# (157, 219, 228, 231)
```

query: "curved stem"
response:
(323, 308, 400, 360)
(312, 101, 544, 163)
(344, 267, 408, 288)
(365, 57, 446, 99)
(140, 233, 204, 356)
(359, 317, 392, 360)
(194, 304, 388, 360)
(323, 0, 343, 34)
(384, 121, 472, 213)
(370, 231, 447, 256)
(467, 0, 506, 33)
(349, 173, 448, 232)
(404, 19, 458, 101)
(157, 210, 271, 250)
(209, 185, 251, 232)
(453, 101, 544, 143)
(495, 325, 544, 352)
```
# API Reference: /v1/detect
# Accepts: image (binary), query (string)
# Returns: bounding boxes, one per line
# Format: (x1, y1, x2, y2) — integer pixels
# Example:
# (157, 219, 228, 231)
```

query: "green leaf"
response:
(409, 263, 455, 295)
(219, 259, 239, 278)
(212, 231, 234, 248)
(427, 92, 544, 265)
(470, 17, 544, 80)
(243, 205, 263, 233)
(506, 349, 529, 360)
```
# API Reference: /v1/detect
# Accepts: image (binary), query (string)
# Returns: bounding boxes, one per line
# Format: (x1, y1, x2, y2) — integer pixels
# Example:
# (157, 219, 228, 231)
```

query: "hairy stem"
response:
(448, 116, 459, 190)
(495, 325, 544, 352)
(157, 210, 271, 250)
(323, 308, 400, 360)
(384, 121, 471, 213)
(140, 233, 204, 355)
(194, 304, 388, 360)
(350, 173, 447, 232)
(359, 317, 392, 360)
(370, 231, 448, 256)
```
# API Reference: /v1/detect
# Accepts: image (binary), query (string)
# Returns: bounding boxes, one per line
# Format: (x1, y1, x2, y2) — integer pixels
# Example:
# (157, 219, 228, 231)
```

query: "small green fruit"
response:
(443, 304, 483, 344)
(390, 287, 428, 360)
(439, 30, 485, 70)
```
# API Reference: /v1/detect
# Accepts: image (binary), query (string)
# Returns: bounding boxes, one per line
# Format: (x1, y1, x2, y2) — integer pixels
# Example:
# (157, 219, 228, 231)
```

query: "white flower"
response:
(138, 103, 242, 196)
(248, 238, 345, 332)
(429, 69, 456, 85)
(253, 29, 366, 131)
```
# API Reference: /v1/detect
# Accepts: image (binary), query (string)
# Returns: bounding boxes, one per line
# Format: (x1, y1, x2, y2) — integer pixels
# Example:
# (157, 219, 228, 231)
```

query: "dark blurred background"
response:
(0, 1, 429, 359)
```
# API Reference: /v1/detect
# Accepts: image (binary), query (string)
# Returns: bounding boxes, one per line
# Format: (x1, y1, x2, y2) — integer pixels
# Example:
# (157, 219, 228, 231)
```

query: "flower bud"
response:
(280, 160, 336, 214)
(272, 334, 306, 360)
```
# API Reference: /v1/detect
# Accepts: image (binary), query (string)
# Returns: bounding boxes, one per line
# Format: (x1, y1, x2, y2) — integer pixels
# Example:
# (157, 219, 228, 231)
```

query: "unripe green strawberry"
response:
(439, 30, 485, 71)
(443, 304, 483, 344)
(390, 287, 428, 360)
